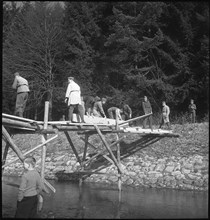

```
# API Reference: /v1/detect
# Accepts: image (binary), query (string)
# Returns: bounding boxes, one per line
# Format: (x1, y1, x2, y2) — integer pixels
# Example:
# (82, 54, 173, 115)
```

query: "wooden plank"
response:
(3, 125, 36, 132)
(64, 131, 82, 165)
(2, 134, 58, 169)
(118, 113, 152, 126)
(94, 125, 123, 173)
(2, 113, 37, 123)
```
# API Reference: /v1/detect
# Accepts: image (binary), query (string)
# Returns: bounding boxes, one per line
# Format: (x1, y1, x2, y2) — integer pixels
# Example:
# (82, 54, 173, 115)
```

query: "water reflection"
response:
(2, 175, 208, 219)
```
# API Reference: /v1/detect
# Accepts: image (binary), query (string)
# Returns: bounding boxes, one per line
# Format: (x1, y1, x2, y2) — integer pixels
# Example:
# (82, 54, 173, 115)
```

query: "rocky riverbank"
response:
(3, 122, 209, 191)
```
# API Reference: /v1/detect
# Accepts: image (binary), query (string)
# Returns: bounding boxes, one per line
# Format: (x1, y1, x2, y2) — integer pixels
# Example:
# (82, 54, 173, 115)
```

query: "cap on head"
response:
(24, 156, 36, 167)
(101, 97, 107, 102)
(14, 72, 20, 76)
(68, 77, 74, 81)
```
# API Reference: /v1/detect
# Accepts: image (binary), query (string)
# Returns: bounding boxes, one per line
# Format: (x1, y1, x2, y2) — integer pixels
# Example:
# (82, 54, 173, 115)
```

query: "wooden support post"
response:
(116, 110, 122, 193)
(94, 125, 123, 173)
(2, 142, 10, 172)
(64, 131, 82, 165)
(2, 125, 25, 161)
(79, 134, 89, 186)
(41, 101, 49, 179)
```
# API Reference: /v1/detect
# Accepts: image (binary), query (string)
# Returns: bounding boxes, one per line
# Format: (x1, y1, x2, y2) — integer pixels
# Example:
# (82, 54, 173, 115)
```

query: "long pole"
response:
(116, 110, 122, 195)
(41, 101, 49, 179)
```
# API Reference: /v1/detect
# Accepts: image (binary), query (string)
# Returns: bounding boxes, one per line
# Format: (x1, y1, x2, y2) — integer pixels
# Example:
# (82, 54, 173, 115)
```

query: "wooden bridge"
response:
(2, 101, 179, 194)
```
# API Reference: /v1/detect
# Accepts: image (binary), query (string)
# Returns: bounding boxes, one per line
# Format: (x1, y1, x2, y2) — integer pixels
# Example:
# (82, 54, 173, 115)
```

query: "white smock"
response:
(65, 81, 81, 106)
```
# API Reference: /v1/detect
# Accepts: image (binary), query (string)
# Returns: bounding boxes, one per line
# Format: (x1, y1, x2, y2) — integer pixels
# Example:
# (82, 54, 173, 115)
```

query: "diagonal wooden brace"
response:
(81, 136, 124, 166)
(2, 125, 25, 161)
(64, 131, 82, 165)
(94, 125, 123, 174)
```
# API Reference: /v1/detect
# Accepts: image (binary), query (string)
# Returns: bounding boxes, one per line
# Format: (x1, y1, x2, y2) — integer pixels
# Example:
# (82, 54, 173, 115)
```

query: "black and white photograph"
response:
(2, 1, 208, 219)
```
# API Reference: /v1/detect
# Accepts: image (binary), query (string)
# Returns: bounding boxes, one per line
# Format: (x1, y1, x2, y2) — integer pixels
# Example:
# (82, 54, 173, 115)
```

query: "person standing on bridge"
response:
(83, 95, 95, 116)
(142, 96, 153, 131)
(12, 72, 30, 118)
(15, 156, 43, 218)
(65, 77, 85, 123)
(188, 99, 196, 123)
(159, 101, 171, 130)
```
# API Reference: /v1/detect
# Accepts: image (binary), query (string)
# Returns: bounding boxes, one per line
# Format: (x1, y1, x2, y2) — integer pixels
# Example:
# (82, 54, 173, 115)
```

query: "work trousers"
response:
(68, 104, 85, 122)
(14, 92, 28, 117)
(143, 115, 153, 130)
(159, 117, 171, 129)
(190, 111, 196, 123)
(108, 109, 115, 119)
(92, 109, 103, 117)
(15, 195, 38, 218)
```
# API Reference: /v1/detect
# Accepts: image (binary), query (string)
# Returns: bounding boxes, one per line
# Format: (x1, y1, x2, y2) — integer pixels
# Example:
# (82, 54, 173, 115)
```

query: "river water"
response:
(2, 175, 208, 219)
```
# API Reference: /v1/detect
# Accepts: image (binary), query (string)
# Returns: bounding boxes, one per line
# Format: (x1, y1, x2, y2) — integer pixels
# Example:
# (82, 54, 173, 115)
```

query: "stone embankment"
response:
(3, 122, 208, 191)
(4, 152, 208, 191)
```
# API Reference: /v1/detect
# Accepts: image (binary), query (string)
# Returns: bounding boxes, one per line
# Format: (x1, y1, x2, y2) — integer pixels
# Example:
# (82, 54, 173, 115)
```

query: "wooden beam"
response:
(94, 125, 123, 173)
(2, 135, 58, 169)
(2, 113, 38, 123)
(2, 125, 25, 161)
(64, 131, 82, 165)
(118, 113, 152, 126)
(2, 118, 38, 130)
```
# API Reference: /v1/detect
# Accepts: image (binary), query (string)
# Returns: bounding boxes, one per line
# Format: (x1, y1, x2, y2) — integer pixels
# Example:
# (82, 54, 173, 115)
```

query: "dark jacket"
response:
(142, 100, 152, 114)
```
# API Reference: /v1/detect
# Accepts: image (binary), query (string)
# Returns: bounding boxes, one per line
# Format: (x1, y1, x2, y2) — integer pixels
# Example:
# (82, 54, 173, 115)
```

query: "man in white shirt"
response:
(12, 72, 30, 117)
(65, 77, 85, 123)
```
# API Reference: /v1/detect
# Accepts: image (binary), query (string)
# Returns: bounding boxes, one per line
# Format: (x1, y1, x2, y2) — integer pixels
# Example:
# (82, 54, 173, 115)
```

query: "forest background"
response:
(2, 1, 209, 123)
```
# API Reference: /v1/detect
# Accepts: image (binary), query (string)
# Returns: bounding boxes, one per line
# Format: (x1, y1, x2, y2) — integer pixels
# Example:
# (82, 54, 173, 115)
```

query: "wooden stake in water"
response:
(41, 101, 49, 179)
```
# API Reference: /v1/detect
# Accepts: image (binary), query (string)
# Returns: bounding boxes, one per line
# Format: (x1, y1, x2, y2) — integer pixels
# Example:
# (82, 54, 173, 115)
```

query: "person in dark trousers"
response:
(142, 96, 153, 131)
(15, 156, 43, 218)
(83, 95, 95, 116)
(107, 107, 122, 120)
(92, 97, 107, 118)
(12, 72, 30, 117)
(65, 77, 85, 123)
(188, 99, 196, 123)
(159, 101, 171, 130)
(121, 104, 132, 120)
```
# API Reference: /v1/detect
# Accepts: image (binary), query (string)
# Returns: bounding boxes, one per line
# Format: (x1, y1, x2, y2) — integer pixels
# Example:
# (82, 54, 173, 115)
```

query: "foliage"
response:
(2, 1, 209, 121)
